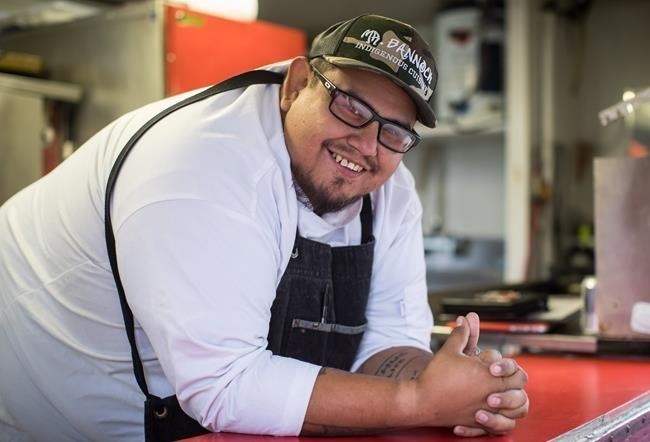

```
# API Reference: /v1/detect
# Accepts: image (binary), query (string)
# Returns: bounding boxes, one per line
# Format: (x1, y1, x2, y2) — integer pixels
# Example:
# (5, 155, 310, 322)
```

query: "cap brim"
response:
(323, 56, 437, 128)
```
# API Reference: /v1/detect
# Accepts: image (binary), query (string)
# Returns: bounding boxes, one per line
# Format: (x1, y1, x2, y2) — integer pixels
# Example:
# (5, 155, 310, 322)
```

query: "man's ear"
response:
(280, 57, 311, 112)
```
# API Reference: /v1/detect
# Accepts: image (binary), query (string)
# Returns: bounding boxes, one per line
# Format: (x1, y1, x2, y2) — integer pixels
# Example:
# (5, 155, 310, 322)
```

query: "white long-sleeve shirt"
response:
(0, 61, 433, 441)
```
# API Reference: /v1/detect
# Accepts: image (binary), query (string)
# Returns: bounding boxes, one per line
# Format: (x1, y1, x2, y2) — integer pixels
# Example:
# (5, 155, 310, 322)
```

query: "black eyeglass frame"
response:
(311, 64, 422, 154)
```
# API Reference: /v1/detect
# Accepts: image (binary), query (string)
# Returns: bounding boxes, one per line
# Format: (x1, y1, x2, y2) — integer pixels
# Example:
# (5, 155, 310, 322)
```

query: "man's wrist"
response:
(392, 378, 421, 428)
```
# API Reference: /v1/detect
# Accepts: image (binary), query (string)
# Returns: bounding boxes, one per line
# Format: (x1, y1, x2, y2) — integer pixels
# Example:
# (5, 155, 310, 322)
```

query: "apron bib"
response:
(268, 195, 374, 370)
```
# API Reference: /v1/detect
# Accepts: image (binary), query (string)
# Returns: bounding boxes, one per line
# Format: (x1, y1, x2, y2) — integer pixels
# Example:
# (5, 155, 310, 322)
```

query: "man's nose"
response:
(347, 121, 380, 156)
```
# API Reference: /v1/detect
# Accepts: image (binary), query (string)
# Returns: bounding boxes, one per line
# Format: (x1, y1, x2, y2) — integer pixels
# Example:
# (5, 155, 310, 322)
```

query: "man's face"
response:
(281, 58, 417, 215)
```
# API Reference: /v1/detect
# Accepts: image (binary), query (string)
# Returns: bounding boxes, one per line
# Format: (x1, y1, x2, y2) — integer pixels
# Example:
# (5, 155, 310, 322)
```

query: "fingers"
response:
(489, 356, 517, 376)
(499, 363, 529, 391)
(487, 389, 530, 419)
(444, 316, 471, 354)
(452, 390, 529, 436)
(489, 357, 527, 381)
(473, 409, 517, 435)
(462, 312, 481, 356)
(478, 348, 501, 365)
(454, 407, 521, 437)
(452, 425, 489, 437)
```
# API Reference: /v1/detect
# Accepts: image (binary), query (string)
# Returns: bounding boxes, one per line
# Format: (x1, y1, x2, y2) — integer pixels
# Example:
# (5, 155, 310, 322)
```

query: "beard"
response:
(291, 165, 360, 216)
(289, 140, 380, 216)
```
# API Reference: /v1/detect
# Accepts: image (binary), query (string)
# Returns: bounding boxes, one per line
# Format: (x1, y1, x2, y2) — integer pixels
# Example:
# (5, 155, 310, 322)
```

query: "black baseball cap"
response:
(309, 14, 438, 128)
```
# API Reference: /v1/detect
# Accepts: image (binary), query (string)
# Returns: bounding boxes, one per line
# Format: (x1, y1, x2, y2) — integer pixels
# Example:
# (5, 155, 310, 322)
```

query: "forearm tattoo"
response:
(374, 350, 422, 380)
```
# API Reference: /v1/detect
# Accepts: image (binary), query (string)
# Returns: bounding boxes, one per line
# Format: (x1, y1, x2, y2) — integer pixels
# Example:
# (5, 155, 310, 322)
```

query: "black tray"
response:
(439, 290, 546, 319)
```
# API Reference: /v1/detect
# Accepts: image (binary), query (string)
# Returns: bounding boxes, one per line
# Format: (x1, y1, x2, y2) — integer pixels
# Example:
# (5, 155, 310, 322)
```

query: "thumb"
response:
(442, 316, 470, 355)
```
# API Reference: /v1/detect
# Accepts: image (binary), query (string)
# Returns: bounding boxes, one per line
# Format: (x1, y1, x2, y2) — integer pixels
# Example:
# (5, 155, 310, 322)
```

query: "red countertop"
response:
(182, 354, 650, 441)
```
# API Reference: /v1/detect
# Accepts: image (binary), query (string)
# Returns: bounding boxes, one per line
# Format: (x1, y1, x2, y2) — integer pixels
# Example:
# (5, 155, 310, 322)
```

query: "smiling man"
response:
(284, 59, 415, 215)
(0, 14, 528, 441)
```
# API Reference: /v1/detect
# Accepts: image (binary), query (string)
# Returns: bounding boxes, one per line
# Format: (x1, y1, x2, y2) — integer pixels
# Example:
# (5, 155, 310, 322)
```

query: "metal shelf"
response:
(417, 112, 505, 140)
(0, 72, 81, 102)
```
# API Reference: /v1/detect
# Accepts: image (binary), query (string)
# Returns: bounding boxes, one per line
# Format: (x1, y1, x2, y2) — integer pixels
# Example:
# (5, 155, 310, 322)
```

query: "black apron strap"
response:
(103, 70, 283, 433)
(360, 194, 373, 244)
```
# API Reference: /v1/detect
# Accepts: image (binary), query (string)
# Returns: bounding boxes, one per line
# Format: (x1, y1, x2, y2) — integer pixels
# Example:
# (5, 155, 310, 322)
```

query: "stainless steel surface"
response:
(527, 295, 582, 322)
(481, 332, 597, 354)
(432, 330, 598, 354)
(0, 72, 81, 102)
(0, 73, 80, 204)
(551, 391, 650, 442)
(580, 275, 598, 335)
(1, 1, 165, 145)
(598, 86, 650, 126)
(594, 157, 650, 340)
(0, 90, 44, 204)
(425, 236, 504, 291)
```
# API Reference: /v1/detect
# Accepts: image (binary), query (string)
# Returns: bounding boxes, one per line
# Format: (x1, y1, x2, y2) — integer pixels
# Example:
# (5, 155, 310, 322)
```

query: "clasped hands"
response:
(449, 312, 529, 437)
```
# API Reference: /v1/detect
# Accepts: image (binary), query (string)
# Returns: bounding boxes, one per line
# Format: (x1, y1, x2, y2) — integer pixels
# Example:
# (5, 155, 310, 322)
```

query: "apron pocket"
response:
(285, 319, 366, 370)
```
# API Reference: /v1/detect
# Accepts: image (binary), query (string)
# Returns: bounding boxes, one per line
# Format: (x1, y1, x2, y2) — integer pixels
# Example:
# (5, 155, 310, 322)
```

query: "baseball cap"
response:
(309, 14, 438, 128)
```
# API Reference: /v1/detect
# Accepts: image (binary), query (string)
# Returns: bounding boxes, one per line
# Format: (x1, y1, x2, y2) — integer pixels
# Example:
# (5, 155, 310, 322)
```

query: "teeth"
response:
(332, 153, 364, 172)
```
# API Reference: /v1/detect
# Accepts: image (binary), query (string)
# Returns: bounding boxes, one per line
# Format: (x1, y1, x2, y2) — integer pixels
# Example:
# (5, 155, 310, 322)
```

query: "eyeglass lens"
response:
(330, 91, 417, 153)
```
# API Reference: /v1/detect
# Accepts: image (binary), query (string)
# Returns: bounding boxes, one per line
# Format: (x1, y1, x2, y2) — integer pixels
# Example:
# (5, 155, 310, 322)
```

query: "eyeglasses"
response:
(311, 65, 421, 154)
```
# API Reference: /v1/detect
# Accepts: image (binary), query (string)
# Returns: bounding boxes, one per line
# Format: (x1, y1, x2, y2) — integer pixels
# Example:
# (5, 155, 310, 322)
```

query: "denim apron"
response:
(105, 70, 374, 441)
(268, 195, 374, 370)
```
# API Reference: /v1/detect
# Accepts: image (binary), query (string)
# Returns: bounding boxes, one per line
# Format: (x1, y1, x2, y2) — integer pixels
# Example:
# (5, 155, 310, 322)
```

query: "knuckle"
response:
(504, 358, 517, 373)
(503, 389, 524, 408)
(495, 390, 529, 416)
(480, 349, 501, 364)
(513, 405, 529, 419)
(486, 415, 516, 435)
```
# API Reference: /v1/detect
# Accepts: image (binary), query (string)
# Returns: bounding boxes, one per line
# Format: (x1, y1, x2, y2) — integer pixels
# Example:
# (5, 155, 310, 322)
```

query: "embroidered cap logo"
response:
(343, 29, 433, 100)
(360, 29, 381, 46)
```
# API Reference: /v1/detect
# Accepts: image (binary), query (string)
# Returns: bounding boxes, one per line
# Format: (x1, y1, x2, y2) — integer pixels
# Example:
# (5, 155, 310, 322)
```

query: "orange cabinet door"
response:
(164, 5, 307, 95)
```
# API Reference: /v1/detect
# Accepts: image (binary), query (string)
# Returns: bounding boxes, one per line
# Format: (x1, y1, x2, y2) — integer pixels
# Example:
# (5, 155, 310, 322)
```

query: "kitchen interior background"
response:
(1, 0, 649, 292)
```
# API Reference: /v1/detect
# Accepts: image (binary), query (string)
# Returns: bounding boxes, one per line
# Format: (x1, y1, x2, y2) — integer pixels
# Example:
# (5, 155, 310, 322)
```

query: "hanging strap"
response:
(360, 194, 373, 244)
(104, 70, 284, 398)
